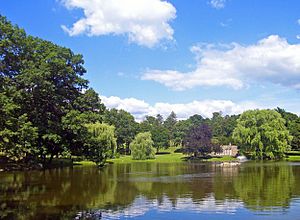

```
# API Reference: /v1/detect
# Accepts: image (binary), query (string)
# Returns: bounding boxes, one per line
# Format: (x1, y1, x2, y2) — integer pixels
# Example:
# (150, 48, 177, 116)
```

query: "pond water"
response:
(1, 161, 300, 220)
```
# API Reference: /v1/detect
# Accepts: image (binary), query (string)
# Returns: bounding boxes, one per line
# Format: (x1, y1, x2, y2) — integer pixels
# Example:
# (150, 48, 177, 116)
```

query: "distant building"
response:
(215, 143, 238, 157)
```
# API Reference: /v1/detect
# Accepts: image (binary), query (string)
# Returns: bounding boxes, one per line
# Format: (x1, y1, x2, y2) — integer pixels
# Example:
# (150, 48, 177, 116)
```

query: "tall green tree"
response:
(276, 108, 300, 150)
(210, 112, 239, 145)
(233, 109, 292, 160)
(130, 132, 155, 160)
(85, 122, 116, 166)
(0, 90, 38, 161)
(164, 111, 178, 147)
(104, 109, 138, 154)
(140, 115, 169, 153)
(0, 16, 105, 164)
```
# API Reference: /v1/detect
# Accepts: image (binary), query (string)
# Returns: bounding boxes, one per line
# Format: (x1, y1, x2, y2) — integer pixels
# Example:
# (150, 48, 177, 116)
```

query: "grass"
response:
(287, 155, 300, 162)
(108, 153, 185, 164)
(285, 151, 300, 162)
(205, 155, 238, 162)
(73, 160, 97, 166)
(286, 151, 300, 156)
(107, 147, 237, 164)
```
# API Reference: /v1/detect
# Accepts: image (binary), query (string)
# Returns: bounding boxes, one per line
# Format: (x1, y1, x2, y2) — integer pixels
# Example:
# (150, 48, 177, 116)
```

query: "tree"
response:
(104, 109, 138, 154)
(164, 111, 178, 147)
(289, 118, 300, 151)
(85, 122, 116, 166)
(173, 120, 191, 147)
(233, 109, 292, 160)
(187, 114, 205, 127)
(130, 132, 155, 160)
(0, 99, 38, 161)
(140, 115, 169, 153)
(0, 16, 106, 165)
(276, 108, 300, 151)
(183, 124, 215, 157)
(156, 114, 164, 124)
(210, 112, 239, 145)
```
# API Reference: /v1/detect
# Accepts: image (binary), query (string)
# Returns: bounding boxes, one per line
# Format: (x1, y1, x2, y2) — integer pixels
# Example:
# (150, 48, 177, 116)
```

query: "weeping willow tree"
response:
(85, 122, 117, 166)
(130, 132, 155, 160)
(233, 109, 292, 160)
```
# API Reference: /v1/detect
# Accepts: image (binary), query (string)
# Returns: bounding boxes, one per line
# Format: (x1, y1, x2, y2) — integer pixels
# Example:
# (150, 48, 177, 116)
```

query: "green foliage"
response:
(276, 108, 300, 151)
(0, 87, 38, 161)
(233, 163, 295, 210)
(130, 132, 155, 160)
(210, 112, 239, 145)
(163, 111, 178, 146)
(183, 124, 215, 157)
(85, 122, 117, 166)
(140, 115, 169, 153)
(0, 16, 105, 165)
(233, 109, 292, 160)
(104, 109, 138, 153)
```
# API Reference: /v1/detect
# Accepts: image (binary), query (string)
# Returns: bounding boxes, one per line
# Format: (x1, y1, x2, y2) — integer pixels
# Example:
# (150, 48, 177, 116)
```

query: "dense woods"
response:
(1, 16, 299, 167)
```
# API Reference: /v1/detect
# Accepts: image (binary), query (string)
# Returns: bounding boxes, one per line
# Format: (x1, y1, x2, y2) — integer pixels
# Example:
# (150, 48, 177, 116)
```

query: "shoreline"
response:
(1, 153, 300, 172)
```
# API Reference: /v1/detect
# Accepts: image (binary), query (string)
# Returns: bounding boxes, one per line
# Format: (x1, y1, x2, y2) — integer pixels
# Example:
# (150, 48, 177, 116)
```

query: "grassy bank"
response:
(285, 151, 300, 162)
(107, 153, 185, 164)
(55, 150, 300, 166)
(287, 156, 300, 162)
(107, 147, 237, 164)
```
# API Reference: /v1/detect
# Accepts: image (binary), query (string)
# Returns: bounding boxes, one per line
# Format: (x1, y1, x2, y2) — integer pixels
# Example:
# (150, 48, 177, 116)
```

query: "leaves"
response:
(85, 122, 117, 166)
(233, 109, 292, 160)
(183, 124, 217, 157)
(130, 132, 155, 160)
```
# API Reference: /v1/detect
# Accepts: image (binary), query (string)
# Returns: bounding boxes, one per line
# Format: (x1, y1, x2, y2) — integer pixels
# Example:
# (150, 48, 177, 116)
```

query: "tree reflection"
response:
(233, 162, 295, 211)
(0, 162, 299, 219)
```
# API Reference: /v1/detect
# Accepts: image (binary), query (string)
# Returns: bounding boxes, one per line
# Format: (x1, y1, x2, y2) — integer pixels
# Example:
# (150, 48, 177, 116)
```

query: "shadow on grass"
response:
(156, 152, 171, 155)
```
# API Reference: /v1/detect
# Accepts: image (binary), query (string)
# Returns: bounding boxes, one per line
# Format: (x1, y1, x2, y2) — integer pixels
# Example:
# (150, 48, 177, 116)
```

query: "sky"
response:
(1, 0, 300, 121)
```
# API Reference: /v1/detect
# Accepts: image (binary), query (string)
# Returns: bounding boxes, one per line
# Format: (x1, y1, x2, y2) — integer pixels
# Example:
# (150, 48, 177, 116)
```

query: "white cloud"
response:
(209, 0, 227, 9)
(100, 96, 152, 121)
(142, 35, 300, 90)
(297, 19, 300, 25)
(297, 35, 300, 40)
(61, 0, 176, 47)
(100, 95, 259, 121)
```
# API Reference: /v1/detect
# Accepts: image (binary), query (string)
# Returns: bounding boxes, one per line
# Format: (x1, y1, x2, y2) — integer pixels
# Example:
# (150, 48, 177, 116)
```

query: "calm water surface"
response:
(1, 161, 300, 220)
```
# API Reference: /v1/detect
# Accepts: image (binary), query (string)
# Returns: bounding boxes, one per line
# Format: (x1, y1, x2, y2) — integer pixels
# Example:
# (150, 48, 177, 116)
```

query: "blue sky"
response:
(1, 0, 300, 120)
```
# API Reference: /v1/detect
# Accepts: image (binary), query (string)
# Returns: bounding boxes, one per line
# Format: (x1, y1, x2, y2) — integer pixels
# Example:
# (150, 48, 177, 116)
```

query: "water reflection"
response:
(0, 162, 300, 219)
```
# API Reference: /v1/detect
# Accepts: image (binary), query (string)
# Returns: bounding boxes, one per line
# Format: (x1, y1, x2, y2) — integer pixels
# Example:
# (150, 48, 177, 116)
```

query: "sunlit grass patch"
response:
(73, 160, 97, 166)
(287, 156, 300, 162)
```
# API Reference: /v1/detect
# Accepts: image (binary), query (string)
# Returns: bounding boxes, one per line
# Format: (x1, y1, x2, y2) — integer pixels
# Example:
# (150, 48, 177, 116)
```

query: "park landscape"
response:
(1, 0, 300, 219)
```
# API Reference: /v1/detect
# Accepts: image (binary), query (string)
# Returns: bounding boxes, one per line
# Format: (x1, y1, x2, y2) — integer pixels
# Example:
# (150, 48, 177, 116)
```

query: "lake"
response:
(1, 161, 300, 220)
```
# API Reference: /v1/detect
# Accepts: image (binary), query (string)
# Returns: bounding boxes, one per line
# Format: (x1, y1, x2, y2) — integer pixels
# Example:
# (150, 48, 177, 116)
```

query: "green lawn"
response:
(287, 155, 300, 162)
(107, 147, 237, 164)
(107, 152, 186, 164)
(73, 160, 97, 166)
(205, 155, 238, 162)
(285, 151, 300, 162)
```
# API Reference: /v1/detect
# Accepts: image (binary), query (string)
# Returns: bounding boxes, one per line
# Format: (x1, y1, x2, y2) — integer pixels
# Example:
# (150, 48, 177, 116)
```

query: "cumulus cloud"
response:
(298, 19, 300, 25)
(209, 0, 227, 9)
(100, 95, 259, 121)
(142, 35, 300, 90)
(60, 0, 176, 47)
